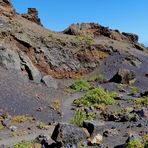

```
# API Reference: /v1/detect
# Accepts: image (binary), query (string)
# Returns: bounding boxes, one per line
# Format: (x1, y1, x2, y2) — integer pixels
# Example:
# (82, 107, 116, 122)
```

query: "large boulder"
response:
(51, 123, 87, 146)
(41, 75, 58, 89)
(0, 46, 41, 83)
(109, 68, 136, 84)
(83, 120, 105, 136)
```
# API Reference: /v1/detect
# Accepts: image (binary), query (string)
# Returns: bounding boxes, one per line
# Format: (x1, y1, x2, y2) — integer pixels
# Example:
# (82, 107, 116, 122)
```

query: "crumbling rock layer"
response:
(0, 0, 147, 82)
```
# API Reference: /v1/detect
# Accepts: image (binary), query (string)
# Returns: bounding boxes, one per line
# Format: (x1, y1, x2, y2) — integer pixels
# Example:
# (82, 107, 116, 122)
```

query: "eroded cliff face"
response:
(0, 0, 147, 82)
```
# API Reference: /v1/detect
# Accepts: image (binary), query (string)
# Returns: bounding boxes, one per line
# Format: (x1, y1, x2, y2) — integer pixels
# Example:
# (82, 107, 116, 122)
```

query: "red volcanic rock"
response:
(63, 23, 138, 43)
(0, 0, 15, 17)
(21, 8, 43, 26)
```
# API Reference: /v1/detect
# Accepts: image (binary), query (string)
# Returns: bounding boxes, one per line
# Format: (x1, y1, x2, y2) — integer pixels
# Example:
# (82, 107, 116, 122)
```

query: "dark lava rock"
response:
(83, 120, 105, 136)
(109, 68, 136, 84)
(103, 128, 118, 137)
(41, 75, 58, 89)
(135, 107, 148, 119)
(141, 90, 148, 97)
(51, 123, 87, 146)
(126, 134, 143, 143)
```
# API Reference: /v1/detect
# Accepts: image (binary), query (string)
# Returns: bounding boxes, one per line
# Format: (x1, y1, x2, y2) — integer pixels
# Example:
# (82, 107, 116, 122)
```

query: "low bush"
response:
(12, 115, 32, 123)
(133, 97, 148, 107)
(71, 110, 94, 127)
(88, 73, 105, 82)
(70, 80, 91, 92)
(14, 141, 32, 148)
(129, 86, 139, 96)
(125, 140, 144, 148)
(73, 87, 117, 108)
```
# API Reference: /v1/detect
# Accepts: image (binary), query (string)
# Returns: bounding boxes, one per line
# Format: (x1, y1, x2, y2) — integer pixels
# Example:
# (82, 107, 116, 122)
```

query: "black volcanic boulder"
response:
(51, 123, 87, 146)
(109, 68, 136, 84)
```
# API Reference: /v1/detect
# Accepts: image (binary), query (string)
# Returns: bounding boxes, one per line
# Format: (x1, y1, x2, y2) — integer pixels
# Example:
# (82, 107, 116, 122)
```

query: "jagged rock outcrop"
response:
(21, 8, 43, 26)
(122, 32, 138, 42)
(63, 23, 139, 43)
(0, 0, 147, 83)
(0, 0, 15, 17)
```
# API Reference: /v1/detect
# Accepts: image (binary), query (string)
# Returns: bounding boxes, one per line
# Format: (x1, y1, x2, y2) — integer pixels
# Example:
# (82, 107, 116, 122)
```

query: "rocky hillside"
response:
(0, 0, 148, 147)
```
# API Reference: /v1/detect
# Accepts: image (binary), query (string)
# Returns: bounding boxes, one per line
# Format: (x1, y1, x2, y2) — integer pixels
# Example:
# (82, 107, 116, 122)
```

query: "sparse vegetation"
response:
(143, 134, 148, 147)
(12, 115, 33, 123)
(116, 84, 126, 92)
(125, 140, 144, 148)
(129, 85, 139, 96)
(38, 121, 46, 129)
(51, 99, 62, 111)
(11, 130, 28, 137)
(14, 141, 32, 148)
(71, 110, 94, 127)
(48, 32, 54, 38)
(0, 123, 4, 131)
(73, 87, 117, 108)
(75, 35, 95, 45)
(88, 73, 105, 82)
(133, 97, 148, 107)
(70, 80, 91, 92)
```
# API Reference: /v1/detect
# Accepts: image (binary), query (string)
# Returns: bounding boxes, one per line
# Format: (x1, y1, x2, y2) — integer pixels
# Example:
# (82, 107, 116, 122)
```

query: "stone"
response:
(51, 123, 87, 146)
(37, 133, 50, 142)
(83, 120, 105, 136)
(109, 68, 136, 84)
(2, 118, 11, 127)
(32, 143, 42, 148)
(9, 125, 17, 131)
(41, 75, 58, 89)
(90, 134, 103, 145)
(141, 91, 148, 97)
(126, 134, 143, 143)
(135, 107, 148, 119)
(103, 128, 118, 137)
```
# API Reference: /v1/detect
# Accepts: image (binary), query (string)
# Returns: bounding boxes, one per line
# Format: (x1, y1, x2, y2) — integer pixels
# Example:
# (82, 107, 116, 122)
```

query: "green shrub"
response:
(14, 141, 32, 148)
(125, 140, 144, 148)
(70, 80, 91, 92)
(88, 75, 98, 82)
(12, 115, 32, 123)
(143, 134, 148, 147)
(75, 35, 95, 45)
(0, 123, 4, 131)
(129, 86, 139, 95)
(98, 73, 105, 81)
(73, 87, 116, 108)
(71, 110, 94, 127)
(133, 97, 148, 107)
(88, 73, 105, 82)
(38, 121, 46, 129)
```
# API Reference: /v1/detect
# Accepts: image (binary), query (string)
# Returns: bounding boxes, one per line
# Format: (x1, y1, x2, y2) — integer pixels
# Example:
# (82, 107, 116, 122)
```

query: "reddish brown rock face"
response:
(21, 8, 43, 26)
(0, 0, 15, 17)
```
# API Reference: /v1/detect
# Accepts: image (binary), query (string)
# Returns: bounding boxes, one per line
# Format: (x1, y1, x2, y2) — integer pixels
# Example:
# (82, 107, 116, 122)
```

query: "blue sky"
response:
(12, 0, 148, 46)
